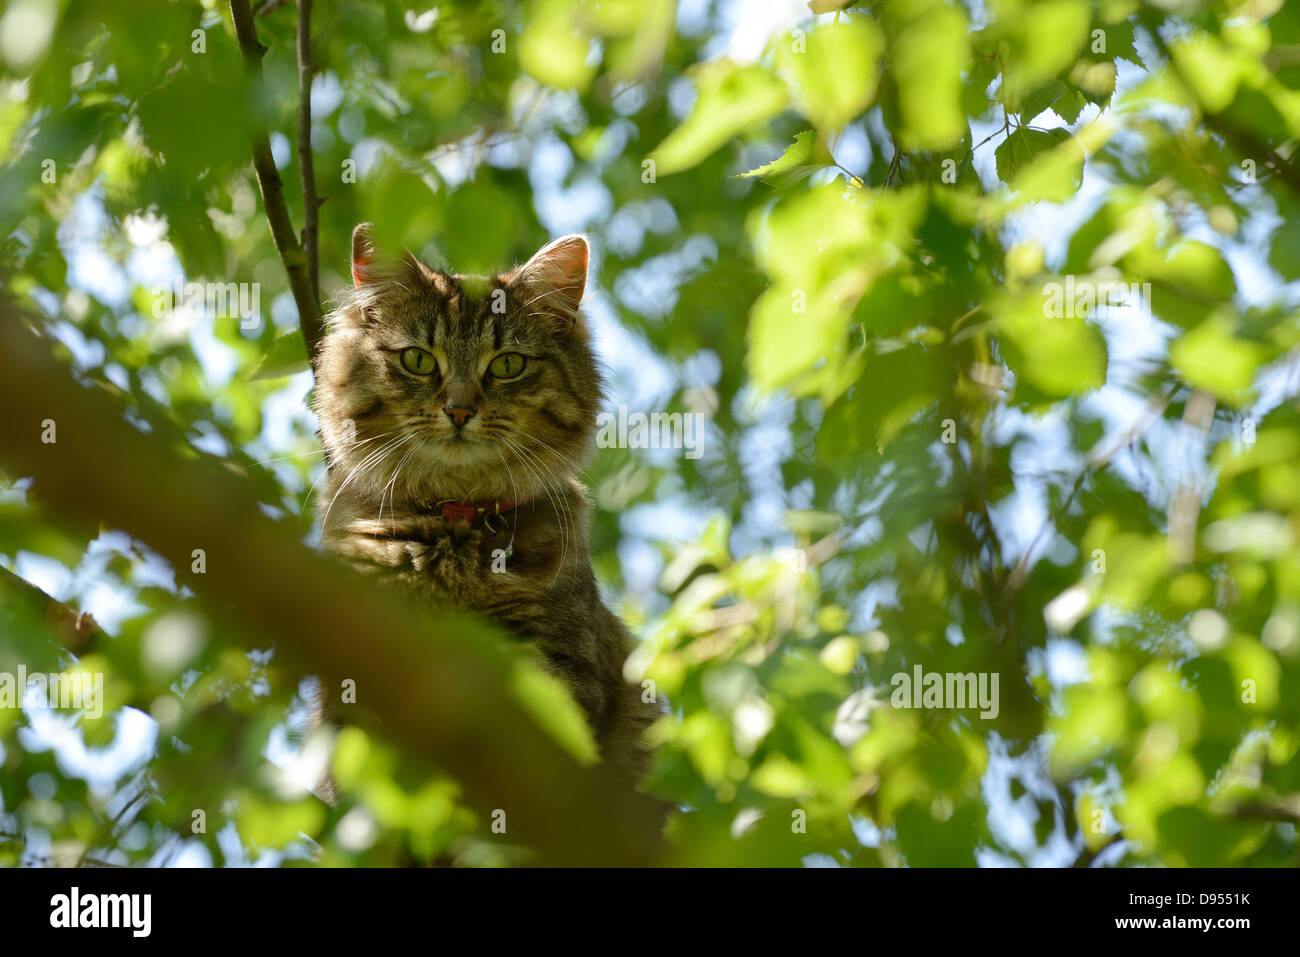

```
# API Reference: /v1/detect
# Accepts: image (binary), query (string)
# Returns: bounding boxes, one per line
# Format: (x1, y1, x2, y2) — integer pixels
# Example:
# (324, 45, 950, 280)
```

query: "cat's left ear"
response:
(508, 235, 589, 331)
(350, 222, 382, 289)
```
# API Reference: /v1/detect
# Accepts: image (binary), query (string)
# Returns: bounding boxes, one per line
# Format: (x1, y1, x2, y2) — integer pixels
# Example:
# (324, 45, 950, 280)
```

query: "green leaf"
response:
(519, 0, 597, 91)
(896, 799, 983, 866)
(995, 127, 1084, 200)
(1269, 211, 1300, 281)
(1137, 240, 1237, 303)
(1171, 34, 1246, 113)
(995, 128, 1048, 183)
(1021, 80, 1088, 124)
(249, 330, 309, 381)
(443, 179, 517, 274)
(1050, 685, 1127, 774)
(237, 795, 325, 849)
(890, 1, 970, 149)
(1102, 20, 1145, 68)
(750, 754, 813, 797)
(1051, 88, 1088, 123)
(999, 0, 1092, 105)
(736, 131, 836, 188)
(1020, 80, 1068, 122)
(996, 290, 1107, 399)
(509, 659, 599, 765)
(1169, 316, 1266, 403)
(649, 61, 788, 175)
(747, 284, 850, 394)
(778, 17, 885, 132)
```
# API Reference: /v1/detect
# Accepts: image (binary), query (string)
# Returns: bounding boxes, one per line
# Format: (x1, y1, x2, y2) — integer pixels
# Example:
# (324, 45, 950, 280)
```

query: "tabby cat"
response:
(311, 224, 658, 792)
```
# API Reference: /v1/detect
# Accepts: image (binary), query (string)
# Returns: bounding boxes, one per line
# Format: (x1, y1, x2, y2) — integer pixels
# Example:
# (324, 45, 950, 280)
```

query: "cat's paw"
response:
(421, 526, 488, 583)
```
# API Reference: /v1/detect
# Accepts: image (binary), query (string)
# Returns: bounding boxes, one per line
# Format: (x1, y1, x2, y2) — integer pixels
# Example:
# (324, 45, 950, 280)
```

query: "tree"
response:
(1, 0, 1297, 867)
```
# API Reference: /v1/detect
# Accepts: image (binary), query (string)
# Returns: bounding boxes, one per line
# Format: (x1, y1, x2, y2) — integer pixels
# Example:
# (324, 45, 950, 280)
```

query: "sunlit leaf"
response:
(649, 61, 788, 174)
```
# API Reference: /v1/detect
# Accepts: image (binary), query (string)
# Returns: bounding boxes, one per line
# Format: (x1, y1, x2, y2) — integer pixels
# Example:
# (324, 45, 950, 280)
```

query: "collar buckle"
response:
(434, 498, 518, 528)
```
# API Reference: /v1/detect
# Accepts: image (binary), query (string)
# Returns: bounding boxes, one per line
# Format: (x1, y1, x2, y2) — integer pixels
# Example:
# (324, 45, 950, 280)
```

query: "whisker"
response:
(492, 443, 522, 555)
(378, 434, 425, 529)
(496, 433, 572, 586)
(512, 433, 581, 583)
(321, 432, 415, 533)
(303, 426, 409, 508)
(247, 448, 325, 468)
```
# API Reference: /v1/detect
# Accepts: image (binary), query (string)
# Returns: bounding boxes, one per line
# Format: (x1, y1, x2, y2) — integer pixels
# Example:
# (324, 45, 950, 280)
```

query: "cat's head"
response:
(314, 224, 601, 504)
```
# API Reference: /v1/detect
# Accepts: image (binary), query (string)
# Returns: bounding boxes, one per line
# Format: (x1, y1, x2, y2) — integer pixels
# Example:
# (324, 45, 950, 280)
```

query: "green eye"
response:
(489, 352, 526, 378)
(400, 347, 436, 375)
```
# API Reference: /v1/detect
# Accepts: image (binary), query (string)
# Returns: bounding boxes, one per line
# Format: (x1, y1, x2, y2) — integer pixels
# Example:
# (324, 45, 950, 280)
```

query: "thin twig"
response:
(1227, 799, 1300, 824)
(229, 0, 324, 360)
(950, 302, 984, 334)
(296, 0, 320, 307)
(972, 126, 1006, 152)
(1072, 832, 1126, 867)
(883, 137, 901, 188)
(77, 785, 155, 868)
(1001, 384, 1178, 602)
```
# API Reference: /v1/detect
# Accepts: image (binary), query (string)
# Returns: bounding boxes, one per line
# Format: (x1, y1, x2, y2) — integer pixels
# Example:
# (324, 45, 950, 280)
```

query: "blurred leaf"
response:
(249, 330, 309, 381)
(649, 61, 788, 175)
(889, 0, 970, 149)
(778, 17, 885, 132)
(1170, 316, 1265, 403)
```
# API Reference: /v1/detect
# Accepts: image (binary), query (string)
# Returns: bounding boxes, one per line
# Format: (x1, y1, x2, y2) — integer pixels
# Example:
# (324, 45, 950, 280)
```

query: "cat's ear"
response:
(508, 235, 589, 330)
(351, 222, 426, 294)
(350, 223, 380, 288)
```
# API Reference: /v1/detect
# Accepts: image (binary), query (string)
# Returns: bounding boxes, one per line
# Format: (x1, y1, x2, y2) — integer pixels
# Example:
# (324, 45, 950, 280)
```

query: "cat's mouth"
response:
(438, 429, 478, 448)
(426, 430, 495, 465)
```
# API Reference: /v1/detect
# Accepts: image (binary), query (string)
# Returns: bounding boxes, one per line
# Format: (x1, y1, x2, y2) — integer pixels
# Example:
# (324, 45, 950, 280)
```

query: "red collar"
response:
(425, 497, 523, 526)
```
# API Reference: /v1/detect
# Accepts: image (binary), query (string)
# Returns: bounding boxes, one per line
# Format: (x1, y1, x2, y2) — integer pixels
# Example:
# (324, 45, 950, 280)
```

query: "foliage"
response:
(1, 0, 1299, 867)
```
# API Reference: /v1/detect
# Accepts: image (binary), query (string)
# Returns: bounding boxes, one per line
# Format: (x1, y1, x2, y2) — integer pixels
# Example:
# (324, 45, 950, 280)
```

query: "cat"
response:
(310, 224, 660, 799)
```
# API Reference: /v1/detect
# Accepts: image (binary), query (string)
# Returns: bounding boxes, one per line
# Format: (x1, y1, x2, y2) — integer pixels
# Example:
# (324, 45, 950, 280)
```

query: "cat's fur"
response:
(311, 225, 659, 791)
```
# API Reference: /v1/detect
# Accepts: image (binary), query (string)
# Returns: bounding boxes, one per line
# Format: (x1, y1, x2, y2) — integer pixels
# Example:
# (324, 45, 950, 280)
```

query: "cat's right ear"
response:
(350, 223, 380, 289)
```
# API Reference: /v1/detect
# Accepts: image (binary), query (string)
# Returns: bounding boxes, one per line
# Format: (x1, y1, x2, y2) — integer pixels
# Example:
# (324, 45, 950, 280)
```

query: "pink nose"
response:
(444, 404, 476, 427)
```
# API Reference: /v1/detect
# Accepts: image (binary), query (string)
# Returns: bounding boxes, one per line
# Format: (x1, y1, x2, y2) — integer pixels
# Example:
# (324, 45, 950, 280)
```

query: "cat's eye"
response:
(400, 347, 436, 375)
(489, 352, 526, 379)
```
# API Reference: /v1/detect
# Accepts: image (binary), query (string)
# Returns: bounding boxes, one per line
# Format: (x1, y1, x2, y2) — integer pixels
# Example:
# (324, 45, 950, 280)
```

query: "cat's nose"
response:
(443, 404, 477, 428)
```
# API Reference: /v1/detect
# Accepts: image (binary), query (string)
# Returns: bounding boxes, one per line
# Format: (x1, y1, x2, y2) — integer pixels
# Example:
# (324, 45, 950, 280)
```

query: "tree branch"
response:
(1000, 384, 1177, 602)
(1072, 832, 1126, 868)
(1227, 800, 1300, 824)
(229, 0, 325, 360)
(0, 305, 664, 866)
(0, 562, 100, 655)
(296, 0, 320, 307)
(1145, 23, 1300, 196)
